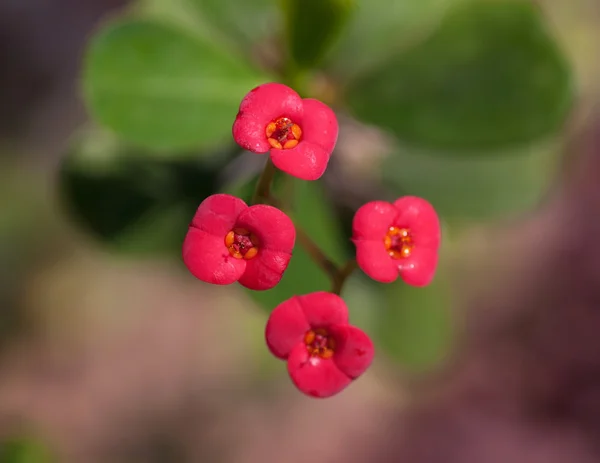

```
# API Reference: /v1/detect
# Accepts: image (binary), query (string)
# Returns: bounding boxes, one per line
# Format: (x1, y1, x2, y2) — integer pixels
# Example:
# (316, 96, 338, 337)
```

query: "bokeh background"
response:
(2, 0, 600, 461)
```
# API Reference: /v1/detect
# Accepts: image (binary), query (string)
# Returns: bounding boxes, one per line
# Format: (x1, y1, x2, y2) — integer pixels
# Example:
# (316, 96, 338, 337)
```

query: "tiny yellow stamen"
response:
(265, 122, 277, 138)
(321, 348, 334, 359)
(283, 139, 298, 149)
(384, 226, 414, 259)
(268, 138, 283, 149)
(243, 247, 258, 260)
(304, 330, 316, 345)
(291, 124, 302, 140)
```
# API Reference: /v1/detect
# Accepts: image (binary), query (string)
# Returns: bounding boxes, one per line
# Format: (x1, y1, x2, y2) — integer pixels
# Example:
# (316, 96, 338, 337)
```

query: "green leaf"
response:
(0, 436, 54, 463)
(330, 0, 455, 78)
(82, 19, 269, 151)
(282, 0, 355, 69)
(382, 141, 560, 221)
(189, 0, 280, 52)
(59, 128, 226, 256)
(376, 272, 454, 372)
(226, 175, 350, 311)
(346, 0, 573, 151)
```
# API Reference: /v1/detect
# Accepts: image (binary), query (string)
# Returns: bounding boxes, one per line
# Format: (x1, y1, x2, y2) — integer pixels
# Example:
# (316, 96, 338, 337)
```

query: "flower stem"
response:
(250, 159, 357, 295)
(295, 226, 341, 283)
(251, 158, 277, 205)
(331, 259, 358, 295)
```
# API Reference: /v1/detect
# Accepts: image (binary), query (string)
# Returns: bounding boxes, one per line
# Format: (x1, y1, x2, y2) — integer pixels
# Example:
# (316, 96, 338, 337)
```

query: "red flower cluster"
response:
(182, 83, 442, 398)
(233, 83, 338, 181)
(266, 292, 374, 398)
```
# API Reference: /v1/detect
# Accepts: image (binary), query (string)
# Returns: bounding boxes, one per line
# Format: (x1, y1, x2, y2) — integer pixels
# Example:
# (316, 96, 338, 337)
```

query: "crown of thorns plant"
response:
(183, 82, 441, 398)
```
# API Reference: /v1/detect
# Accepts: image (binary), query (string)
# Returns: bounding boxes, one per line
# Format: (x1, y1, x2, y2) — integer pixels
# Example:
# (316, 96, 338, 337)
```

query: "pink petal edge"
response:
(300, 98, 339, 154)
(287, 343, 352, 398)
(265, 296, 310, 359)
(182, 228, 246, 285)
(354, 239, 399, 283)
(270, 141, 330, 181)
(352, 201, 398, 241)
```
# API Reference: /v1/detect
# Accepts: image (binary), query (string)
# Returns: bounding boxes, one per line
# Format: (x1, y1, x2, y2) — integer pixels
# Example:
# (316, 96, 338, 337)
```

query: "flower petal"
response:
(287, 343, 352, 398)
(238, 249, 292, 291)
(232, 113, 272, 153)
(270, 141, 330, 181)
(236, 204, 295, 253)
(300, 98, 339, 154)
(352, 201, 398, 241)
(397, 247, 439, 287)
(295, 292, 349, 328)
(354, 239, 399, 283)
(393, 196, 441, 249)
(182, 228, 246, 285)
(190, 194, 247, 237)
(265, 297, 310, 359)
(330, 324, 374, 379)
(237, 82, 303, 126)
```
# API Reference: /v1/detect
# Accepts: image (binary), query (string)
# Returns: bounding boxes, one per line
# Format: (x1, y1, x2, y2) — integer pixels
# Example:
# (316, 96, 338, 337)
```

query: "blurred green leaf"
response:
(82, 19, 269, 151)
(281, 0, 355, 70)
(346, 0, 573, 151)
(330, 0, 454, 78)
(376, 272, 454, 372)
(189, 0, 280, 53)
(59, 128, 228, 256)
(0, 436, 54, 463)
(382, 142, 560, 221)
(226, 174, 350, 311)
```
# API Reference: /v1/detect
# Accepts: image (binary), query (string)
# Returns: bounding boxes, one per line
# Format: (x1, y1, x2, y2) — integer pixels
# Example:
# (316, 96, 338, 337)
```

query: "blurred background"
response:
(1, 0, 600, 461)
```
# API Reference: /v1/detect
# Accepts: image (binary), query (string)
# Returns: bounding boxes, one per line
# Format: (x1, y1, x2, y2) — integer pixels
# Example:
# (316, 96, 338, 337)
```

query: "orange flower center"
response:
(384, 226, 413, 259)
(224, 227, 259, 259)
(304, 328, 335, 359)
(265, 116, 302, 150)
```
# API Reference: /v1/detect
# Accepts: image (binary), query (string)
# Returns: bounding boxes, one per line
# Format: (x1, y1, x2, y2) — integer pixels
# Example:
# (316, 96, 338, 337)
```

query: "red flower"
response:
(183, 194, 295, 290)
(265, 291, 374, 398)
(352, 196, 441, 286)
(232, 83, 338, 181)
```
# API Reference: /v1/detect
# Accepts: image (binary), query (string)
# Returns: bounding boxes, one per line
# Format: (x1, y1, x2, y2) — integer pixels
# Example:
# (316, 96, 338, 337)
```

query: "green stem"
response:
(331, 259, 358, 295)
(250, 158, 357, 295)
(295, 226, 340, 284)
(251, 158, 277, 205)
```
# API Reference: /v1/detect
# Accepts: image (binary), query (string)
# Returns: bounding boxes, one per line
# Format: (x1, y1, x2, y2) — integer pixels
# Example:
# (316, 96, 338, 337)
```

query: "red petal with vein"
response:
(393, 196, 441, 249)
(287, 343, 352, 398)
(265, 296, 310, 359)
(238, 248, 292, 291)
(352, 201, 398, 241)
(397, 246, 439, 287)
(300, 98, 339, 153)
(354, 239, 399, 283)
(235, 204, 295, 253)
(270, 141, 329, 180)
(190, 194, 247, 237)
(295, 292, 349, 328)
(330, 324, 374, 379)
(182, 228, 246, 285)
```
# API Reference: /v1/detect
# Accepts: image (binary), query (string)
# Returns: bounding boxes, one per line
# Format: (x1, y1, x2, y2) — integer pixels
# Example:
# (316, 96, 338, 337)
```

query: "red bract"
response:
(265, 291, 374, 398)
(352, 197, 441, 286)
(183, 194, 295, 290)
(232, 82, 338, 181)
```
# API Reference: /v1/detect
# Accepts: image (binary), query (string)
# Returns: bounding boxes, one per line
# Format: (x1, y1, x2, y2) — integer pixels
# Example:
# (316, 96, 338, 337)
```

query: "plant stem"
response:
(331, 259, 358, 295)
(250, 158, 357, 294)
(251, 158, 277, 205)
(294, 226, 340, 283)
